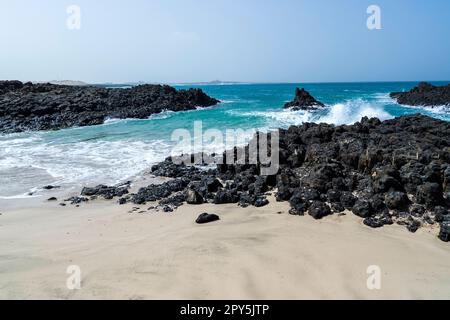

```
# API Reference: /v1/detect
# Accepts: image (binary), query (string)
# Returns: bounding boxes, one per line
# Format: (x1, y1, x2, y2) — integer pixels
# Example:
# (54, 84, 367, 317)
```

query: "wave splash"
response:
(317, 99, 392, 125)
(227, 98, 393, 128)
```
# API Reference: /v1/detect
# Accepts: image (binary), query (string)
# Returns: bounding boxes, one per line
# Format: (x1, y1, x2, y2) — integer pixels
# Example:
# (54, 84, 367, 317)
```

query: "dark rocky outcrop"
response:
(0, 80, 23, 95)
(131, 179, 190, 205)
(390, 82, 450, 107)
(284, 88, 325, 110)
(76, 114, 450, 242)
(81, 182, 130, 200)
(0, 81, 220, 133)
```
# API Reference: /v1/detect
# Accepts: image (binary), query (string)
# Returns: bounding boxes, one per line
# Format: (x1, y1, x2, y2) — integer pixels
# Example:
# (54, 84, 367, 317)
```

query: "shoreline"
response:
(1, 194, 449, 299)
(2, 92, 450, 299)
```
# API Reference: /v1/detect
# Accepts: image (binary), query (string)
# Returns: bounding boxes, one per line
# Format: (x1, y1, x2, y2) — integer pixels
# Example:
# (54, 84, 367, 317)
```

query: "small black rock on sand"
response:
(196, 213, 220, 224)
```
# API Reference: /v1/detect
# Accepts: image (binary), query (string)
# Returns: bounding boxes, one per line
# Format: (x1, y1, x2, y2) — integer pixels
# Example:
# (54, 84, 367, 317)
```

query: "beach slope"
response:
(1, 196, 449, 300)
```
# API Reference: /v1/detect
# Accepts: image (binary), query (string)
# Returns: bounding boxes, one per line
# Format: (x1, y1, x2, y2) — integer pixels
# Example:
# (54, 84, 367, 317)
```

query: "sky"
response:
(0, 0, 449, 83)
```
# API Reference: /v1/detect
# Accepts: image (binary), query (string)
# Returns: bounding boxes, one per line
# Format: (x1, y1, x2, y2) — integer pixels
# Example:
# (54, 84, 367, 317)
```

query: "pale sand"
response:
(0, 194, 449, 300)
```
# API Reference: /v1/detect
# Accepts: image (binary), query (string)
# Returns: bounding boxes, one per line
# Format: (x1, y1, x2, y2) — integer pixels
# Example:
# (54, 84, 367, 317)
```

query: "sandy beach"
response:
(1, 0, 450, 307)
(1, 191, 449, 300)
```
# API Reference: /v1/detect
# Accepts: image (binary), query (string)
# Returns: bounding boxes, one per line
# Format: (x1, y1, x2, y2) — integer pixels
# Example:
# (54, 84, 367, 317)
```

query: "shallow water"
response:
(1, 81, 449, 198)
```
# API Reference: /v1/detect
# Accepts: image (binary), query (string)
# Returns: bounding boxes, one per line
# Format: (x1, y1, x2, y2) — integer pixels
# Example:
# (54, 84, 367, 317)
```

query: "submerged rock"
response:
(43, 185, 60, 190)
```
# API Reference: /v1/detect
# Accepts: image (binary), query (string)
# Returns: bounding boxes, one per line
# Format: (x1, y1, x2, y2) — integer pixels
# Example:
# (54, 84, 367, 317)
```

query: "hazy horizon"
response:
(28, 79, 450, 85)
(1, 0, 449, 83)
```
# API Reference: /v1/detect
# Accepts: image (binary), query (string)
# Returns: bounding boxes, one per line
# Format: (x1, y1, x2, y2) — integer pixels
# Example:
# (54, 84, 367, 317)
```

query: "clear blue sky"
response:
(0, 0, 449, 83)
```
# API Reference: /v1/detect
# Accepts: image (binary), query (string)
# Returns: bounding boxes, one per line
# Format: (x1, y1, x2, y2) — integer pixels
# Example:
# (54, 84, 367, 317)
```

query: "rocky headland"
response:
(73, 114, 450, 243)
(0, 81, 219, 133)
(390, 82, 450, 107)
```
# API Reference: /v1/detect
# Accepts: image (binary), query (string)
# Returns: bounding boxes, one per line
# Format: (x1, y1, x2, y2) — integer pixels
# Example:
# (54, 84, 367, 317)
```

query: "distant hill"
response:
(39, 80, 89, 86)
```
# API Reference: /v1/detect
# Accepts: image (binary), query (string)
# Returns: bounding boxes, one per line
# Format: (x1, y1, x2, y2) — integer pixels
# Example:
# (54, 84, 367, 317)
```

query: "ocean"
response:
(1, 81, 449, 198)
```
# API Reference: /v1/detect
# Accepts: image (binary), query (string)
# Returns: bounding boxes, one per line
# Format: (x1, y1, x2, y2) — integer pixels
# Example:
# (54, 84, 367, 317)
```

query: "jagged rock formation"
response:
(0, 81, 219, 133)
(390, 82, 450, 107)
(77, 114, 450, 242)
(284, 87, 325, 110)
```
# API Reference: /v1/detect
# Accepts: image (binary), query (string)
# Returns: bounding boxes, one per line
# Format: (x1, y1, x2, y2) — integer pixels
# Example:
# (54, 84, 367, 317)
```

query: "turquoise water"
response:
(0, 81, 449, 198)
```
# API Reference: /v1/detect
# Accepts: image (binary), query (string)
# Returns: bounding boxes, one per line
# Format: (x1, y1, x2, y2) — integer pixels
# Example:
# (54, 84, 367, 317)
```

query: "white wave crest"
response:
(226, 98, 393, 127)
(226, 109, 313, 127)
(317, 101, 392, 125)
(400, 104, 450, 115)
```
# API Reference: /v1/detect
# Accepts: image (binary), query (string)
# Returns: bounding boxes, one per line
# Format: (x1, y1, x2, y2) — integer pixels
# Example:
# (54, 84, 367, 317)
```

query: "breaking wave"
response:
(226, 98, 393, 128)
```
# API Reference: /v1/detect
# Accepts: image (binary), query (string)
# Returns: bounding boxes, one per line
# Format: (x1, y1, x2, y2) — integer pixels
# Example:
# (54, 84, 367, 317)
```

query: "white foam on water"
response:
(226, 109, 313, 128)
(371, 92, 398, 104)
(400, 104, 450, 116)
(103, 117, 126, 124)
(216, 99, 236, 104)
(317, 100, 393, 125)
(0, 193, 42, 200)
(0, 136, 173, 197)
(96, 105, 222, 125)
(148, 110, 176, 120)
(1, 92, 446, 199)
(227, 98, 393, 127)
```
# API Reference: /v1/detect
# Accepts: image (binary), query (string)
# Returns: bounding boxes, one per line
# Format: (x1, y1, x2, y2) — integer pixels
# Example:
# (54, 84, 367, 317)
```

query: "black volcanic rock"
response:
(196, 213, 220, 224)
(308, 201, 332, 220)
(186, 189, 204, 205)
(131, 179, 189, 205)
(80, 113, 450, 242)
(439, 221, 450, 242)
(390, 82, 450, 107)
(214, 189, 239, 204)
(284, 87, 325, 110)
(0, 81, 220, 133)
(416, 183, 444, 208)
(81, 182, 130, 200)
(0, 80, 24, 95)
(352, 200, 373, 218)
